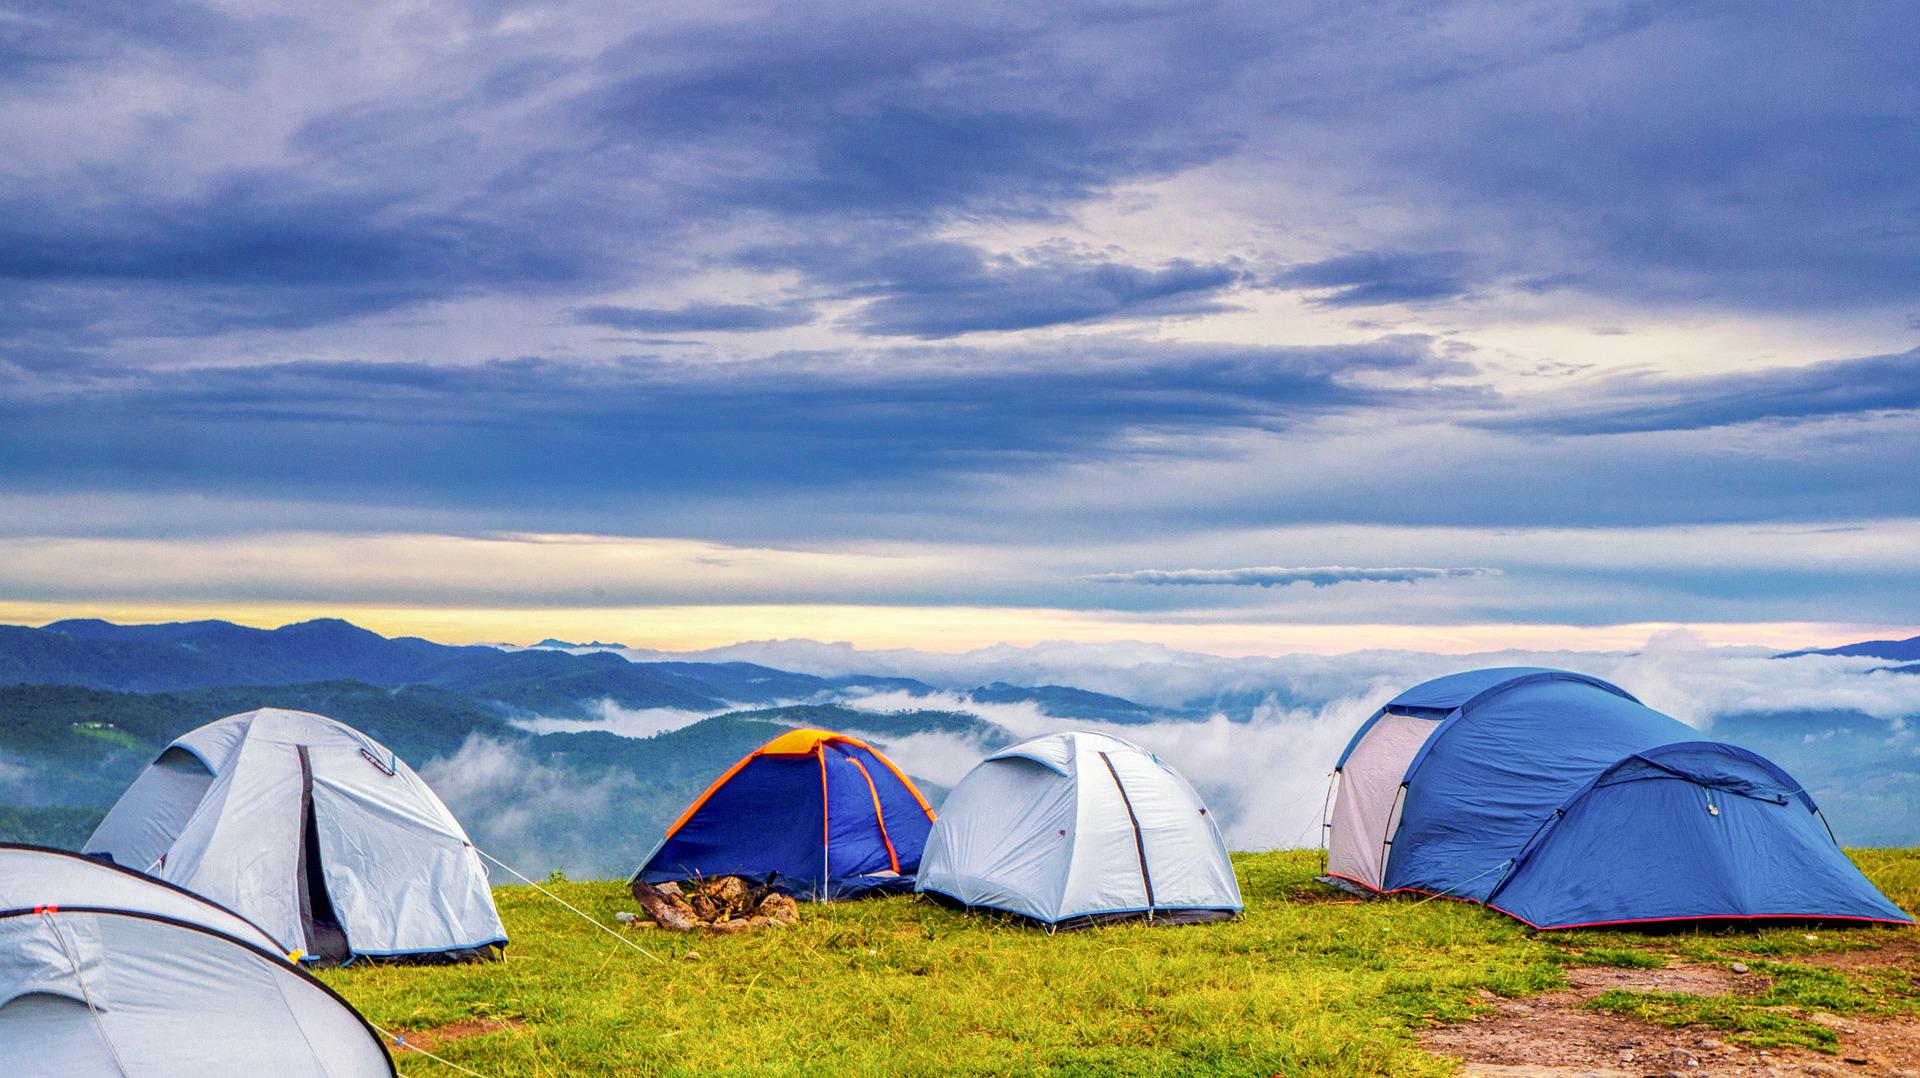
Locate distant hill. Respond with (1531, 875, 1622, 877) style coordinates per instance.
(0, 672, 982, 874)
(966, 681, 1155, 723)
(0, 680, 518, 811)
(0, 616, 1180, 873)
(0, 619, 919, 716)
(713, 703, 1015, 749)
(1778, 634, 1920, 662)
(5, 618, 1153, 720)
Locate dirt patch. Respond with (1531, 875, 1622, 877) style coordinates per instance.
(1562, 965, 1752, 997)
(390, 1017, 525, 1054)
(1423, 963, 1920, 1077)
(1793, 931, 1920, 972)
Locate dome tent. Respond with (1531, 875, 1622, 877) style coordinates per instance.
(1326, 667, 1913, 929)
(85, 708, 506, 964)
(0, 844, 394, 1077)
(916, 732, 1241, 929)
(635, 728, 936, 900)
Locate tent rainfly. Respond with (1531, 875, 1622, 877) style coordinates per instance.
(84, 708, 507, 964)
(1326, 667, 1916, 929)
(0, 844, 395, 1077)
(916, 731, 1242, 928)
(635, 728, 936, 900)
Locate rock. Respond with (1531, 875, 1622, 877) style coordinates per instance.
(1802, 1063, 1844, 1076)
(1730, 962, 1750, 974)
(758, 892, 799, 925)
(683, 950, 701, 961)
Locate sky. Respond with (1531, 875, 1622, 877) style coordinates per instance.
(3, 0, 1918, 653)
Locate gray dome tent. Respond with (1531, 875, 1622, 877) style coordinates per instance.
(917, 732, 1242, 928)
(85, 708, 506, 964)
(0, 845, 394, 1077)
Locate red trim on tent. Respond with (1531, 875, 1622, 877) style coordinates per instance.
(1322, 872, 1914, 930)
(1488, 903, 1916, 931)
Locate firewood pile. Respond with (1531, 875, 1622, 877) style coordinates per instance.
(628, 875, 800, 933)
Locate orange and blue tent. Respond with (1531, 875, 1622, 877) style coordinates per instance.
(632, 729, 937, 900)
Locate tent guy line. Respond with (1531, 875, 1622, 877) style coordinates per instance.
(470, 845, 660, 963)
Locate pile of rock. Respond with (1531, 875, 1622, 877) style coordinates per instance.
(629, 875, 800, 933)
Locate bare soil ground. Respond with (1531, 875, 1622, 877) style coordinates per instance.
(1424, 959, 1920, 1077)
(391, 1016, 527, 1053)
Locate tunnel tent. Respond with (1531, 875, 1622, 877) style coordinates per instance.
(915, 731, 1242, 929)
(635, 728, 937, 900)
(84, 708, 507, 964)
(1325, 667, 1914, 929)
(0, 844, 395, 1077)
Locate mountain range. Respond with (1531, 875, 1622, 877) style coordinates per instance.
(1, 618, 1913, 874)
(0, 618, 1157, 870)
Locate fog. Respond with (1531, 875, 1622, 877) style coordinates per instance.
(422, 633, 1920, 877)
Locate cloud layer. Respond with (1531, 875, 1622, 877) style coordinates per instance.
(1086, 566, 1501, 588)
(3, 2, 1919, 633)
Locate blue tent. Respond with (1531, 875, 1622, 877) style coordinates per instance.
(1325, 668, 1913, 929)
(633, 729, 935, 900)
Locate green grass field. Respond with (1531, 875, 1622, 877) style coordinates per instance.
(323, 850, 1920, 1077)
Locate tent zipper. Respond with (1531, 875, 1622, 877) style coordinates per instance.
(1097, 751, 1156, 913)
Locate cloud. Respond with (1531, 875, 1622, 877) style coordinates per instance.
(417, 735, 636, 878)
(1483, 347, 1920, 435)
(1272, 250, 1483, 308)
(0, 337, 1461, 519)
(741, 241, 1243, 337)
(512, 700, 721, 739)
(651, 634, 1920, 847)
(0, 0, 251, 83)
(1085, 566, 1501, 588)
(571, 302, 816, 333)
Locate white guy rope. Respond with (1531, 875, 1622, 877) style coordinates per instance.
(1403, 858, 1513, 909)
(468, 844, 661, 962)
(370, 1022, 494, 1078)
(44, 911, 132, 1078)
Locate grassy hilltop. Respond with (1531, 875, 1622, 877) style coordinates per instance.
(324, 850, 1920, 1077)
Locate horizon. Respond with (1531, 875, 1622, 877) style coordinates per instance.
(4, 605, 1915, 658)
(3, 5, 1918, 654)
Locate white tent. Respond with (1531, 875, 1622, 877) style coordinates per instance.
(915, 732, 1241, 928)
(0, 845, 394, 1077)
(85, 708, 506, 964)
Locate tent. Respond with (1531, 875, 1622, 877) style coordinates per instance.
(1326, 667, 1914, 929)
(0, 844, 394, 1076)
(84, 708, 507, 963)
(634, 728, 936, 900)
(916, 732, 1241, 928)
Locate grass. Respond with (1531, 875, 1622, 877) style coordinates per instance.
(322, 850, 1918, 1077)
